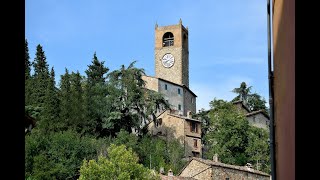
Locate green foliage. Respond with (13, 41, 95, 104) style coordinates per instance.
(79, 144, 160, 180)
(25, 129, 107, 179)
(40, 67, 60, 132)
(232, 82, 269, 114)
(69, 71, 86, 132)
(205, 98, 250, 165)
(232, 82, 252, 103)
(25, 39, 31, 79)
(204, 98, 271, 173)
(31, 44, 50, 107)
(137, 135, 186, 175)
(247, 93, 268, 113)
(59, 68, 72, 130)
(246, 126, 271, 173)
(84, 52, 109, 136)
(104, 61, 169, 136)
(25, 39, 33, 106)
(113, 129, 139, 151)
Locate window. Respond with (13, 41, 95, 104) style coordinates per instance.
(178, 104, 181, 110)
(165, 84, 167, 90)
(178, 88, 181, 95)
(191, 97, 194, 103)
(190, 122, 198, 133)
(163, 32, 174, 47)
(192, 151, 200, 157)
(226, 178, 230, 180)
(156, 118, 162, 127)
(193, 139, 198, 147)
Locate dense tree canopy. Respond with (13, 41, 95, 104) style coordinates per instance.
(25, 42, 175, 178)
(202, 98, 270, 173)
(79, 144, 160, 180)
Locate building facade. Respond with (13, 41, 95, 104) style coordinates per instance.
(233, 100, 270, 130)
(179, 158, 270, 180)
(148, 110, 202, 158)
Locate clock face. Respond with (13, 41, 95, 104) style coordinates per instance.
(162, 53, 175, 68)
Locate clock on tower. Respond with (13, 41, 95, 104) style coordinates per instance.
(154, 19, 189, 87)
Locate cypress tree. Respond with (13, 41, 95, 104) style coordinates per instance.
(69, 71, 85, 132)
(41, 67, 60, 131)
(25, 39, 32, 106)
(59, 68, 72, 129)
(84, 52, 109, 135)
(32, 44, 50, 107)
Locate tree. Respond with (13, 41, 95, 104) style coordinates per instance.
(104, 61, 169, 136)
(84, 52, 109, 136)
(25, 130, 105, 179)
(232, 82, 252, 104)
(137, 135, 186, 175)
(25, 39, 33, 106)
(204, 98, 249, 165)
(69, 71, 85, 133)
(40, 67, 60, 132)
(59, 68, 72, 130)
(232, 82, 269, 113)
(247, 93, 268, 113)
(31, 44, 50, 107)
(246, 126, 270, 173)
(25, 39, 31, 79)
(79, 144, 159, 180)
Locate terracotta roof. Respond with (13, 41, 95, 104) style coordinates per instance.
(190, 157, 270, 177)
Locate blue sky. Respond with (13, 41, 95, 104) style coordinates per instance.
(26, 0, 269, 111)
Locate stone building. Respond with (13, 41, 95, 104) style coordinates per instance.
(148, 109, 202, 157)
(179, 157, 270, 180)
(233, 100, 270, 130)
(143, 20, 201, 157)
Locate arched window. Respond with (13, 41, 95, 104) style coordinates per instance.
(163, 32, 174, 47)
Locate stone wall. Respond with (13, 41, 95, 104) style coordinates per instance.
(142, 75, 159, 92)
(159, 80, 185, 114)
(247, 113, 269, 130)
(183, 88, 196, 115)
(184, 120, 201, 138)
(185, 136, 202, 157)
(211, 165, 270, 180)
(148, 112, 185, 144)
(155, 23, 189, 87)
(180, 159, 270, 180)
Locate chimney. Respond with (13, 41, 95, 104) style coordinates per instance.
(168, 169, 173, 176)
(160, 167, 165, 175)
(187, 111, 192, 118)
(213, 154, 219, 162)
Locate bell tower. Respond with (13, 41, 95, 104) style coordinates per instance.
(154, 19, 189, 87)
